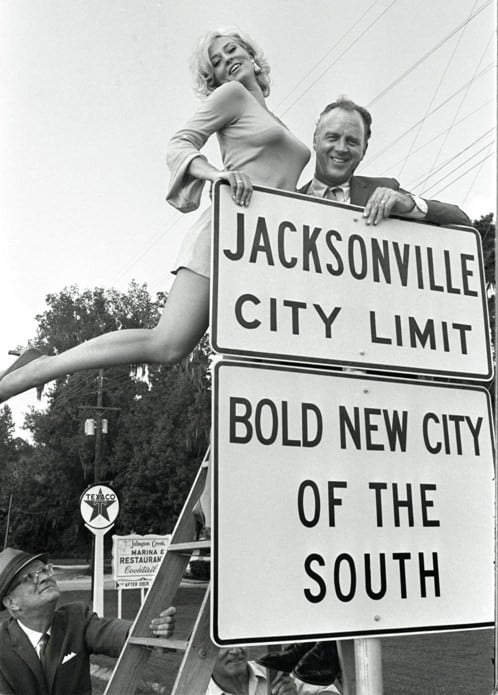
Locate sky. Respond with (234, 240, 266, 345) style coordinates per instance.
(0, 0, 496, 437)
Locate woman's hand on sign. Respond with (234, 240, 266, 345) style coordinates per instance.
(216, 170, 253, 207)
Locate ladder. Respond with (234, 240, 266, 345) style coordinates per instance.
(104, 448, 217, 695)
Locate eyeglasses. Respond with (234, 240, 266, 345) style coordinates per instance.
(9, 564, 54, 591)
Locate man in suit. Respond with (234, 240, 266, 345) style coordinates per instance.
(0, 547, 176, 695)
(299, 97, 471, 227)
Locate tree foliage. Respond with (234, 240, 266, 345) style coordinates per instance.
(472, 213, 495, 337)
(3, 282, 211, 555)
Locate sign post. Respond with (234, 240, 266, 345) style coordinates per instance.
(80, 484, 120, 616)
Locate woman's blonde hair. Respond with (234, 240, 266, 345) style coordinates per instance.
(190, 27, 271, 98)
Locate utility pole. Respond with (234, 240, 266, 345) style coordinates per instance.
(80, 369, 119, 483)
(79, 369, 119, 608)
(3, 494, 13, 549)
(94, 369, 104, 482)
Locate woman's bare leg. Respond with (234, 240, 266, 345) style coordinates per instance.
(0, 269, 209, 401)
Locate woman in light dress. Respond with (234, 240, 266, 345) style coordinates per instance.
(0, 27, 310, 402)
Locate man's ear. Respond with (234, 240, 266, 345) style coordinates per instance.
(3, 595, 19, 612)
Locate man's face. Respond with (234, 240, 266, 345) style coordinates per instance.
(313, 107, 368, 186)
(5, 560, 60, 613)
(213, 647, 249, 680)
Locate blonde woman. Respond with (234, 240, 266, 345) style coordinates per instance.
(0, 28, 310, 402)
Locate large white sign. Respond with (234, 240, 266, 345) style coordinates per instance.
(211, 183, 492, 381)
(212, 361, 494, 644)
(112, 534, 171, 588)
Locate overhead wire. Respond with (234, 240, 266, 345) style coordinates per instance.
(416, 28, 496, 190)
(384, 99, 494, 174)
(462, 142, 496, 206)
(367, 0, 493, 107)
(280, 0, 399, 117)
(110, 215, 183, 286)
(395, 0, 478, 180)
(407, 127, 495, 191)
(427, 151, 494, 198)
(275, 0, 380, 110)
(362, 63, 493, 168)
(419, 140, 495, 196)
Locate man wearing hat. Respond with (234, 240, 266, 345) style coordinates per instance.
(0, 547, 176, 695)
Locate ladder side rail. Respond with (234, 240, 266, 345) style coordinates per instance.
(171, 586, 218, 695)
(132, 454, 209, 635)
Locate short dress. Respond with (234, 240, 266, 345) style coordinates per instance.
(166, 81, 310, 278)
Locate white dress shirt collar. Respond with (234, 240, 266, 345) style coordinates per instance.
(309, 176, 351, 202)
(17, 620, 51, 657)
(206, 662, 267, 695)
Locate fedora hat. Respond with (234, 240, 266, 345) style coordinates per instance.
(0, 547, 48, 604)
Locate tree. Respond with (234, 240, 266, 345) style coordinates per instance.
(472, 213, 495, 337)
(6, 282, 211, 554)
(0, 405, 35, 547)
(110, 336, 211, 534)
(472, 213, 495, 287)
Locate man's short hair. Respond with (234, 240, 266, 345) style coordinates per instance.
(314, 98, 372, 142)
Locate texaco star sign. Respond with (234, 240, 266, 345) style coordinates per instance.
(80, 484, 119, 530)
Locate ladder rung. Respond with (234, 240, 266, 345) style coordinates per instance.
(127, 636, 189, 651)
(169, 540, 211, 552)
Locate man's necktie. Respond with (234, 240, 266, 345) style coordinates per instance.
(326, 186, 343, 201)
(38, 633, 50, 680)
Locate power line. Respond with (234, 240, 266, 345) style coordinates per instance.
(362, 64, 493, 168)
(110, 215, 182, 286)
(462, 143, 495, 206)
(408, 128, 495, 191)
(427, 151, 494, 198)
(385, 99, 494, 173)
(275, 0, 380, 110)
(280, 0, 399, 116)
(367, 0, 493, 107)
(396, 0, 478, 179)
(415, 28, 496, 190)
(419, 140, 495, 196)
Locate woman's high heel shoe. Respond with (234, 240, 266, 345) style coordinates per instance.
(0, 347, 45, 402)
(2, 347, 44, 377)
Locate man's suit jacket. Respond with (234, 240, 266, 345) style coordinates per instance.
(299, 175, 472, 227)
(0, 602, 131, 695)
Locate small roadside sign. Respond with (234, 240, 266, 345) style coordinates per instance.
(211, 183, 492, 381)
(80, 484, 119, 530)
(212, 360, 494, 644)
(112, 534, 171, 587)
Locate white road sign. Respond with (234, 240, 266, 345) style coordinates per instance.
(112, 534, 171, 586)
(211, 183, 492, 381)
(212, 361, 494, 644)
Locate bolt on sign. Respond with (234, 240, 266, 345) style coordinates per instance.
(211, 183, 493, 381)
(212, 361, 494, 644)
